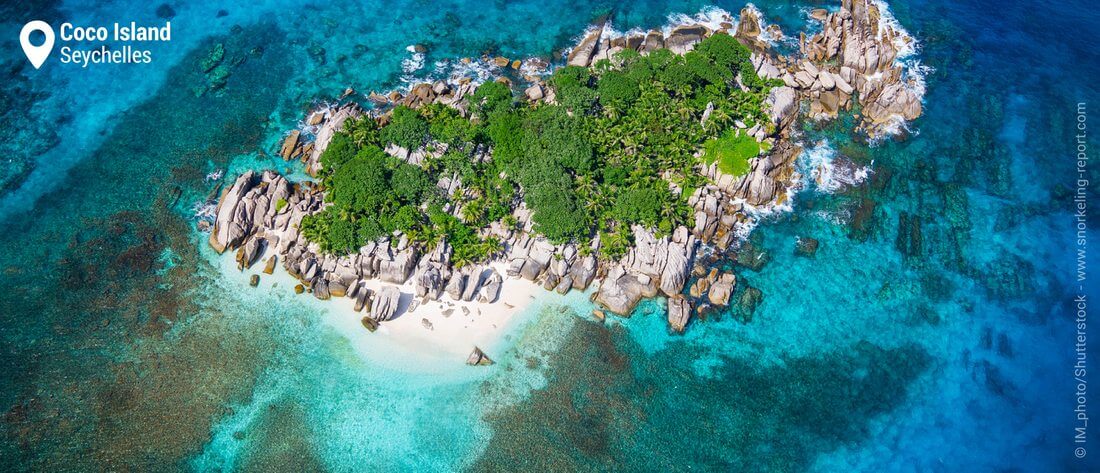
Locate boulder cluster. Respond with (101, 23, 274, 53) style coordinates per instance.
(748, 0, 924, 137)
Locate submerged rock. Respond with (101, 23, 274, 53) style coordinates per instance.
(361, 316, 379, 332)
(795, 237, 820, 258)
(262, 255, 277, 274)
(733, 286, 763, 323)
(592, 309, 606, 322)
(895, 212, 922, 258)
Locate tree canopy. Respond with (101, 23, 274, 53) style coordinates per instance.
(301, 33, 774, 261)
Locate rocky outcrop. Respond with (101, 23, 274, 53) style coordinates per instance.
(236, 235, 263, 270)
(416, 265, 444, 300)
(795, 236, 820, 257)
(795, 0, 924, 136)
(444, 270, 465, 300)
(731, 140, 802, 206)
(280, 130, 302, 160)
(304, 103, 365, 176)
(209, 170, 292, 254)
(764, 86, 798, 130)
(594, 265, 650, 316)
(591, 225, 697, 316)
(665, 24, 708, 54)
(461, 269, 483, 302)
(567, 24, 606, 67)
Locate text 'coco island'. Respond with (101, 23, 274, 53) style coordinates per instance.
(59, 21, 171, 42)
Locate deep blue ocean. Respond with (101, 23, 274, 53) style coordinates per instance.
(1, 0, 1098, 471)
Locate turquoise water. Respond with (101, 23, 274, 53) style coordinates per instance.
(1, 0, 1098, 471)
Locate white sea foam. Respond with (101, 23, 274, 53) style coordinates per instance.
(813, 208, 850, 226)
(397, 45, 428, 90)
(725, 167, 803, 247)
(192, 200, 217, 223)
(298, 101, 337, 135)
(827, 1, 929, 142)
(444, 58, 500, 85)
(742, 3, 794, 49)
(873, 0, 918, 59)
(873, 0, 933, 100)
(663, 6, 733, 36)
(799, 140, 873, 194)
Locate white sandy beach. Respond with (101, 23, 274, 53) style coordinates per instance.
(213, 245, 548, 372)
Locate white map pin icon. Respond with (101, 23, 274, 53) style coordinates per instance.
(20, 21, 54, 69)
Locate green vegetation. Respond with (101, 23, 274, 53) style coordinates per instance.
(702, 130, 761, 176)
(301, 33, 774, 261)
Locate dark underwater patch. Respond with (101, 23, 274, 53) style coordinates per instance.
(473, 321, 931, 472)
(0, 22, 295, 471)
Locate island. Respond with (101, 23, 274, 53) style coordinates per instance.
(202, 0, 924, 361)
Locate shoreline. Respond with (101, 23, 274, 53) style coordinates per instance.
(213, 241, 547, 369)
(199, 0, 926, 361)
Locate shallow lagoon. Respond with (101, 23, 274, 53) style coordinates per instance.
(0, 0, 1097, 471)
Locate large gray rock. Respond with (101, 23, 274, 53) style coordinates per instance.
(554, 276, 573, 295)
(445, 272, 467, 301)
(236, 235, 263, 270)
(542, 272, 560, 292)
(480, 269, 503, 303)
(665, 24, 707, 54)
(313, 278, 331, 301)
(667, 296, 692, 333)
(734, 6, 761, 39)
(765, 86, 798, 129)
(594, 266, 646, 316)
(708, 273, 736, 306)
(371, 286, 401, 321)
(461, 269, 483, 302)
(354, 287, 372, 312)
(660, 227, 695, 297)
(416, 265, 444, 300)
(640, 29, 665, 53)
(305, 104, 364, 175)
(519, 258, 544, 281)
(209, 171, 259, 253)
(524, 83, 544, 101)
(506, 259, 525, 278)
(570, 256, 597, 290)
(567, 25, 605, 67)
(378, 247, 417, 283)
